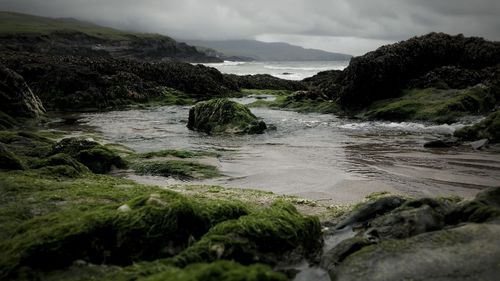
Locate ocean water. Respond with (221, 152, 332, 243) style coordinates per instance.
(201, 60, 350, 80)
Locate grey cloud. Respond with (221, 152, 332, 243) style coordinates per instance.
(1, 0, 499, 55)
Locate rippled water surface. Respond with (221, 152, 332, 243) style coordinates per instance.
(63, 97, 500, 203)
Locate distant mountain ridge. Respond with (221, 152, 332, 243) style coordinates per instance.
(186, 39, 352, 61)
(0, 11, 221, 62)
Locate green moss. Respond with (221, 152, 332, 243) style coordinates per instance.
(454, 110, 500, 142)
(171, 201, 322, 267)
(0, 130, 54, 158)
(128, 87, 196, 109)
(51, 137, 126, 173)
(0, 178, 248, 278)
(141, 260, 287, 281)
(132, 149, 218, 159)
(361, 86, 497, 123)
(187, 99, 267, 134)
(130, 160, 221, 179)
(0, 111, 17, 130)
(247, 95, 341, 114)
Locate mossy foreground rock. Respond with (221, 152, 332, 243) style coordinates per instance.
(187, 99, 266, 134)
(0, 143, 25, 170)
(322, 187, 500, 281)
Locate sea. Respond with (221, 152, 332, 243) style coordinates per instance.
(201, 60, 350, 80)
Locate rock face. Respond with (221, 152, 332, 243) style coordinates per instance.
(0, 65, 45, 118)
(187, 99, 267, 134)
(322, 187, 500, 281)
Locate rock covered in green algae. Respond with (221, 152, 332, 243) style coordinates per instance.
(51, 137, 126, 173)
(454, 110, 500, 143)
(0, 65, 45, 119)
(0, 142, 25, 170)
(187, 98, 267, 134)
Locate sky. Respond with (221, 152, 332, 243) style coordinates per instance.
(1, 0, 500, 55)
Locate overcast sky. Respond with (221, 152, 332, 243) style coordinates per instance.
(1, 0, 499, 55)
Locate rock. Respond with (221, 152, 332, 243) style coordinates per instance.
(0, 65, 45, 118)
(225, 73, 306, 91)
(408, 66, 483, 89)
(51, 137, 126, 173)
(424, 139, 459, 148)
(0, 143, 25, 170)
(187, 98, 267, 134)
(454, 111, 500, 143)
(117, 204, 131, 212)
(330, 223, 500, 281)
(470, 138, 489, 150)
(366, 205, 445, 240)
(446, 186, 500, 224)
(334, 196, 406, 230)
(320, 237, 374, 272)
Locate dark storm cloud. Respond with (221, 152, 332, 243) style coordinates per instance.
(1, 0, 499, 55)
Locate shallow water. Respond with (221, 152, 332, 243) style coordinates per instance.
(59, 97, 500, 204)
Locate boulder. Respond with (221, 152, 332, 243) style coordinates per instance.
(470, 138, 489, 150)
(187, 99, 267, 134)
(0, 66, 45, 119)
(320, 237, 374, 272)
(330, 223, 500, 281)
(334, 196, 406, 230)
(446, 186, 500, 224)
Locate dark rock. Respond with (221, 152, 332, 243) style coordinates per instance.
(454, 110, 500, 143)
(225, 73, 306, 91)
(408, 66, 483, 89)
(187, 99, 267, 134)
(334, 196, 406, 230)
(424, 139, 460, 148)
(287, 90, 328, 102)
(330, 223, 500, 281)
(320, 237, 374, 272)
(366, 205, 445, 240)
(0, 65, 45, 118)
(51, 137, 126, 173)
(0, 143, 25, 170)
(470, 138, 489, 149)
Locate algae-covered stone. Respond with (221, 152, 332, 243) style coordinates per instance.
(0, 143, 25, 170)
(446, 186, 500, 224)
(187, 99, 267, 134)
(51, 137, 126, 173)
(32, 153, 90, 177)
(330, 223, 500, 281)
(171, 201, 322, 267)
(454, 110, 500, 143)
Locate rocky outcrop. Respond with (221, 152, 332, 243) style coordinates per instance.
(322, 187, 500, 280)
(225, 74, 306, 91)
(0, 65, 45, 118)
(0, 52, 238, 111)
(187, 99, 267, 134)
(0, 143, 25, 170)
(308, 33, 500, 109)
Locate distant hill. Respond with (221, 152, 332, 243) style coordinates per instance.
(186, 39, 352, 61)
(0, 11, 221, 62)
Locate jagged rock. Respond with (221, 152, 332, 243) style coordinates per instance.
(0, 65, 45, 118)
(187, 99, 267, 134)
(320, 237, 374, 272)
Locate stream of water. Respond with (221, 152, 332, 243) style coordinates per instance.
(54, 96, 500, 204)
